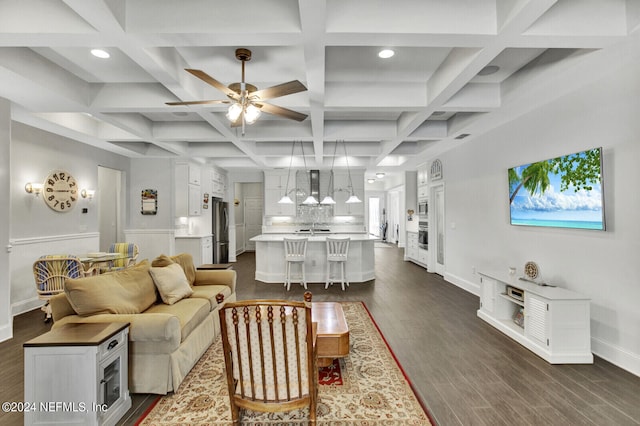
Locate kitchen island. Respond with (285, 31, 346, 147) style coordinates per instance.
(250, 234, 376, 284)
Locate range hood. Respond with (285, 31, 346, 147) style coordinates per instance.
(295, 169, 321, 205)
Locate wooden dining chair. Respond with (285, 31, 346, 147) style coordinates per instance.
(219, 292, 317, 424)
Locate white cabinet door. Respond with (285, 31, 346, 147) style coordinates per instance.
(525, 294, 549, 347)
(201, 236, 213, 264)
(479, 276, 496, 315)
(188, 164, 201, 185)
(188, 184, 201, 216)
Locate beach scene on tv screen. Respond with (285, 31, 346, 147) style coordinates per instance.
(508, 148, 604, 230)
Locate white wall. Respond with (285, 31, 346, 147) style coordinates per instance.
(437, 61, 640, 376)
(8, 122, 130, 319)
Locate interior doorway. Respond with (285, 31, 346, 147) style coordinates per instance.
(98, 166, 123, 252)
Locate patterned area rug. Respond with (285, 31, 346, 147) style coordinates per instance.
(136, 302, 432, 425)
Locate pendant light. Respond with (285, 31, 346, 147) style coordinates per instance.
(277, 142, 295, 204)
(320, 141, 338, 205)
(343, 140, 362, 203)
(300, 141, 318, 205)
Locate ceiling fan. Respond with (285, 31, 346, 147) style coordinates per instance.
(166, 48, 308, 134)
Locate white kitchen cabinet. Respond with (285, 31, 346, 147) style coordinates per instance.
(405, 231, 418, 261)
(264, 170, 296, 216)
(188, 164, 201, 185)
(24, 323, 131, 426)
(210, 169, 227, 199)
(176, 162, 201, 217)
(478, 270, 592, 364)
(175, 235, 213, 265)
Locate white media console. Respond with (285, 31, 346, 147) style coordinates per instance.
(477, 269, 593, 364)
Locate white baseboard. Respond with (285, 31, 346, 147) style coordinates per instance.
(12, 297, 43, 317)
(0, 323, 12, 342)
(444, 272, 480, 296)
(591, 336, 640, 377)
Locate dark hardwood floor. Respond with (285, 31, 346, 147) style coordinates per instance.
(2, 245, 640, 425)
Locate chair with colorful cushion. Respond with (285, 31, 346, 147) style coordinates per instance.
(32, 255, 88, 322)
(219, 292, 317, 424)
(101, 242, 139, 272)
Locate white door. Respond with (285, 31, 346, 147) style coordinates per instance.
(432, 184, 445, 275)
(244, 197, 263, 251)
(98, 166, 123, 251)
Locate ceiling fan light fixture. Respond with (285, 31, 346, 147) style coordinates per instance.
(244, 104, 261, 124)
(378, 49, 395, 59)
(226, 103, 242, 122)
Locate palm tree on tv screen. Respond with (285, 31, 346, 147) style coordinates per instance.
(509, 148, 601, 204)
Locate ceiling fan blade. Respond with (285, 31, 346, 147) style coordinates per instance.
(165, 99, 230, 106)
(185, 69, 239, 99)
(256, 102, 308, 121)
(251, 80, 307, 101)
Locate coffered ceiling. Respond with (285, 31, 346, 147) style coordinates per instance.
(1, 0, 639, 179)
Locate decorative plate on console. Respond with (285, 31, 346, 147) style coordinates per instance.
(524, 261, 539, 280)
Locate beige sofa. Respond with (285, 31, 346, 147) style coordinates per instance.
(49, 253, 236, 394)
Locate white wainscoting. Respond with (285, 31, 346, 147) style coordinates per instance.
(124, 229, 175, 261)
(10, 232, 100, 316)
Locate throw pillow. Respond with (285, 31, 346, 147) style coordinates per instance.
(170, 253, 196, 285)
(64, 260, 156, 316)
(149, 263, 193, 305)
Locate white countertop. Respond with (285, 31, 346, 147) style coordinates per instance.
(251, 234, 377, 242)
(175, 234, 213, 239)
(478, 269, 590, 300)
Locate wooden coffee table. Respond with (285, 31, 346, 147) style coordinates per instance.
(312, 302, 350, 367)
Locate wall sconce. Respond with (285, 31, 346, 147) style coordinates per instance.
(81, 189, 96, 199)
(25, 182, 43, 196)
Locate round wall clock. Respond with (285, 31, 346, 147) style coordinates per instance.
(43, 169, 78, 212)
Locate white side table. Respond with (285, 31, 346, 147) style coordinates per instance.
(24, 322, 131, 426)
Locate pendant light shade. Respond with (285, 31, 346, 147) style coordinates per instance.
(303, 195, 319, 205)
(244, 103, 261, 124)
(278, 195, 294, 204)
(320, 195, 336, 205)
(226, 103, 242, 122)
(346, 194, 362, 204)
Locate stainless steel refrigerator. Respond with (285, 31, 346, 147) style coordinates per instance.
(212, 199, 229, 263)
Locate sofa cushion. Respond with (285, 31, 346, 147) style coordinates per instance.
(190, 285, 232, 310)
(144, 298, 210, 343)
(64, 260, 156, 316)
(149, 263, 193, 305)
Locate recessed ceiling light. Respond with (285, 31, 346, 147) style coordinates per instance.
(378, 49, 395, 59)
(376, 172, 385, 178)
(478, 65, 499, 76)
(91, 49, 110, 59)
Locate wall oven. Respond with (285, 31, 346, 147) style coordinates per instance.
(418, 200, 428, 217)
(418, 221, 428, 250)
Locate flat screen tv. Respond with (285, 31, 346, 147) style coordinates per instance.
(508, 147, 605, 230)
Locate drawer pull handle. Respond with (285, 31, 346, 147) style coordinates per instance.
(107, 340, 118, 350)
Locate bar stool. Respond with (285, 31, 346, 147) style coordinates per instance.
(325, 237, 350, 291)
(283, 237, 308, 291)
